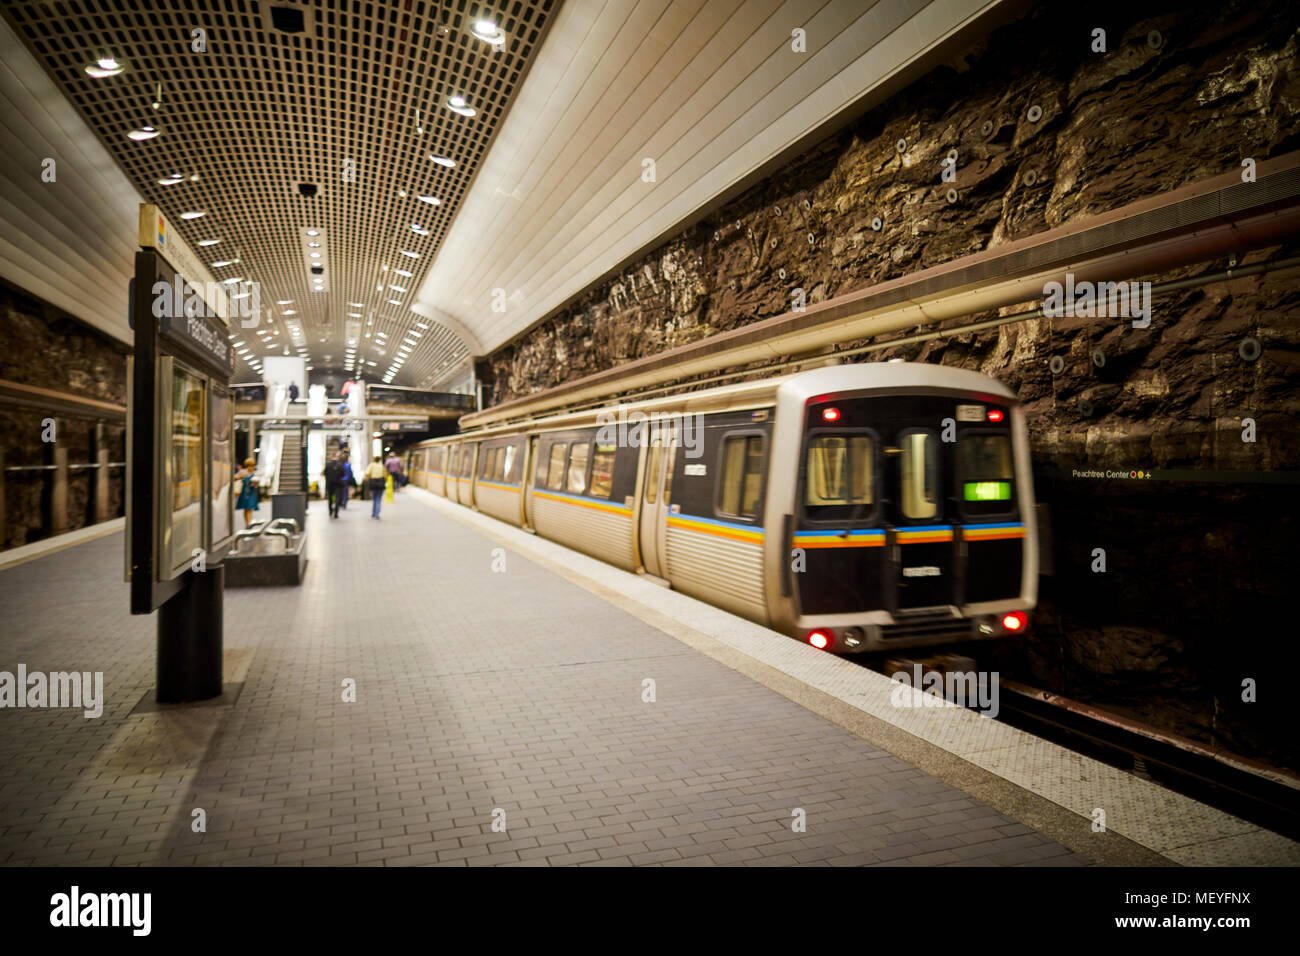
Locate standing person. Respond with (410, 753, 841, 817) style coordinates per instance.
(364, 455, 387, 519)
(323, 452, 345, 519)
(288, 381, 299, 403)
(339, 451, 354, 511)
(385, 450, 404, 490)
(234, 458, 260, 527)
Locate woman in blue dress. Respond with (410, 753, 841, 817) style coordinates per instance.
(235, 457, 260, 527)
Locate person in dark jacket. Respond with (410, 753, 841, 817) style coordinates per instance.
(340, 451, 354, 510)
(323, 452, 345, 518)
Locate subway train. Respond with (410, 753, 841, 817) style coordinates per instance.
(407, 362, 1037, 654)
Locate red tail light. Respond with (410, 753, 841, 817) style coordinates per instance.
(808, 629, 833, 650)
(1001, 611, 1027, 632)
(987, 409, 1004, 422)
(822, 407, 840, 422)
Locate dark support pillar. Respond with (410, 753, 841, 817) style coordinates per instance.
(51, 421, 68, 535)
(156, 566, 224, 703)
(93, 422, 110, 523)
(0, 447, 6, 548)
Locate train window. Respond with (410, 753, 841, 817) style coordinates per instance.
(567, 443, 590, 494)
(431, 447, 443, 472)
(590, 445, 616, 498)
(718, 434, 764, 519)
(503, 445, 517, 484)
(547, 443, 568, 491)
(899, 431, 938, 520)
(462, 446, 475, 477)
(448, 446, 460, 476)
(958, 433, 1014, 515)
(480, 447, 494, 479)
(805, 435, 874, 508)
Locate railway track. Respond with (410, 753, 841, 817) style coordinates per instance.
(867, 654, 1300, 842)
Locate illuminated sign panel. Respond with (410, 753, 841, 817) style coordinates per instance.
(964, 481, 1011, 502)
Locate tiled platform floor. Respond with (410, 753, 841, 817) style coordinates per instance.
(0, 490, 1087, 866)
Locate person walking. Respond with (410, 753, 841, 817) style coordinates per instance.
(364, 455, 387, 519)
(339, 451, 354, 510)
(288, 381, 299, 402)
(323, 452, 345, 519)
(385, 450, 404, 490)
(234, 457, 260, 527)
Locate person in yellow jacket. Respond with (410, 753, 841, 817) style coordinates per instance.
(364, 455, 388, 519)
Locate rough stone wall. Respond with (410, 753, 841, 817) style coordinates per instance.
(0, 280, 128, 548)
(490, 0, 1298, 407)
(484, 0, 1300, 765)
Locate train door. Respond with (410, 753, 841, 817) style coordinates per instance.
(523, 435, 538, 528)
(637, 421, 676, 578)
(883, 427, 955, 612)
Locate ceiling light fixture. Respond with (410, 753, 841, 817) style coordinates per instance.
(410, 224, 430, 236)
(446, 95, 476, 118)
(393, 269, 413, 277)
(305, 229, 320, 236)
(180, 210, 205, 219)
(127, 126, 159, 141)
(418, 195, 441, 205)
(471, 20, 506, 45)
(198, 238, 221, 247)
(157, 174, 184, 186)
(428, 155, 456, 168)
(400, 250, 420, 259)
(276, 300, 292, 305)
(85, 57, 124, 78)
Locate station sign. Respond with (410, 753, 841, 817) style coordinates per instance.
(379, 419, 429, 432)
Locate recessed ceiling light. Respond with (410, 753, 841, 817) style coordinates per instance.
(349, 302, 364, 308)
(428, 155, 456, 168)
(400, 250, 420, 259)
(221, 277, 242, 284)
(85, 57, 124, 78)
(284, 309, 297, 315)
(411, 224, 430, 236)
(471, 20, 506, 45)
(157, 174, 184, 186)
(276, 300, 292, 305)
(309, 252, 321, 258)
(180, 210, 204, 219)
(127, 125, 160, 141)
(418, 195, 441, 205)
(198, 238, 221, 246)
(387, 299, 403, 306)
(211, 259, 234, 268)
(393, 269, 413, 277)
(307, 242, 321, 248)
(415, 322, 429, 329)
(389, 285, 407, 293)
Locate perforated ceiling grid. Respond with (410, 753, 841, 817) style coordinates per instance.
(4, 0, 557, 385)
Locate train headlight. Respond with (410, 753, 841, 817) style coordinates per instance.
(843, 627, 863, 649)
(1001, 611, 1027, 633)
(807, 629, 833, 650)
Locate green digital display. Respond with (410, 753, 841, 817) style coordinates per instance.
(964, 481, 1011, 501)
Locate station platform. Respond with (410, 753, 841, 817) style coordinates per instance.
(0, 489, 1294, 867)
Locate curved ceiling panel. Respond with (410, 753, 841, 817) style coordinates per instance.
(2, 0, 558, 384)
(414, 0, 1008, 387)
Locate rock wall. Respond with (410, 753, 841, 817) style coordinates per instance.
(483, 0, 1300, 766)
(0, 280, 128, 549)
